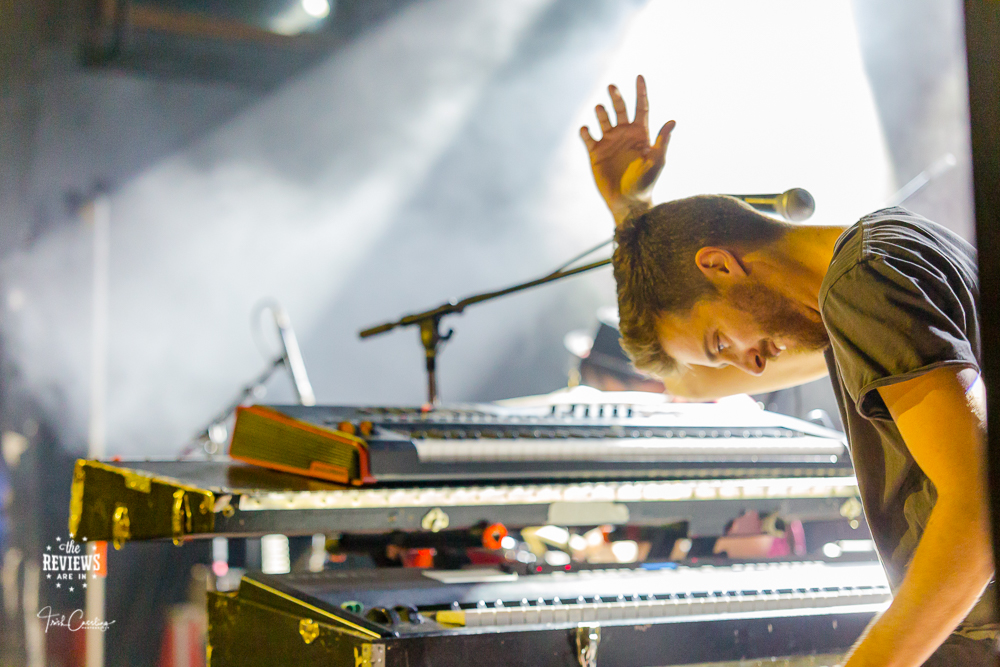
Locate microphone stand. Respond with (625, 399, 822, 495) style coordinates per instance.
(359, 257, 611, 405)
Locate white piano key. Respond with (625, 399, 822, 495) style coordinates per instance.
(537, 603, 553, 624)
(578, 602, 600, 623)
(646, 598, 670, 618)
(478, 605, 496, 625)
(816, 589, 840, 607)
(551, 599, 568, 624)
(748, 593, 768, 612)
(692, 596, 712, 614)
(790, 590, 811, 608)
(675, 596, 695, 616)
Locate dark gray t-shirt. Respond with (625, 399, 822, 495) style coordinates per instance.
(818, 207, 995, 639)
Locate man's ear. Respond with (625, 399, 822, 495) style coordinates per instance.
(694, 247, 747, 283)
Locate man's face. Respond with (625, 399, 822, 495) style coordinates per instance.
(655, 282, 829, 375)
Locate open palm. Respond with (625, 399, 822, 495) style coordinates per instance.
(580, 75, 675, 225)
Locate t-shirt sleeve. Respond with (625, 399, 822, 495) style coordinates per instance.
(821, 256, 979, 420)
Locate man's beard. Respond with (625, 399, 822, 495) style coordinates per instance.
(728, 282, 830, 354)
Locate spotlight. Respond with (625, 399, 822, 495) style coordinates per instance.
(302, 0, 330, 19)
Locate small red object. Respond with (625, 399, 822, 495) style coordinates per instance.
(92, 541, 108, 577)
(466, 549, 503, 565)
(401, 548, 435, 568)
(481, 523, 507, 550)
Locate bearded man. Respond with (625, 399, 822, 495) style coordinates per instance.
(580, 76, 996, 666)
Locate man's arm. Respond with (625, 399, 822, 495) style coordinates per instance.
(580, 75, 675, 226)
(662, 350, 829, 400)
(842, 366, 993, 667)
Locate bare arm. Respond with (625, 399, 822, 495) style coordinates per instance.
(580, 75, 675, 226)
(662, 350, 829, 400)
(842, 367, 992, 667)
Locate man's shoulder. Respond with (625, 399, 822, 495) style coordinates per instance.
(820, 207, 977, 307)
(854, 207, 975, 259)
(818, 208, 982, 421)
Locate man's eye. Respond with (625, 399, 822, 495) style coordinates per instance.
(716, 334, 728, 354)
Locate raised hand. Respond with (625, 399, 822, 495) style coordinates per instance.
(580, 75, 675, 226)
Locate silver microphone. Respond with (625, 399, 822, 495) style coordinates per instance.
(271, 305, 316, 406)
(726, 188, 815, 222)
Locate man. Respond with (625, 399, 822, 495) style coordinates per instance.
(579, 76, 996, 666)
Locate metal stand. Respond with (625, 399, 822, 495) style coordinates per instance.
(420, 316, 452, 406)
(359, 258, 611, 404)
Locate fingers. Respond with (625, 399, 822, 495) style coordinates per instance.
(654, 119, 676, 144)
(635, 120, 675, 192)
(587, 79, 661, 146)
(635, 75, 648, 129)
(608, 84, 629, 125)
(595, 104, 612, 132)
(649, 120, 676, 161)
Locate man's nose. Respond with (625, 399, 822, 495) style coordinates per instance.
(735, 348, 766, 375)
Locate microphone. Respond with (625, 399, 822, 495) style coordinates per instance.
(271, 305, 316, 406)
(726, 188, 815, 222)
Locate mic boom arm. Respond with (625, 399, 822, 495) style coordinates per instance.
(359, 258, 611, 405)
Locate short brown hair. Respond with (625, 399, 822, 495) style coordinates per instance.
(613, 195, 787, 378)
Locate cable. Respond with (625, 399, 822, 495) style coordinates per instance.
(549, 236, 614, 275)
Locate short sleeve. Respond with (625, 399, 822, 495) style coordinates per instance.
(821, 256, 979, 420)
